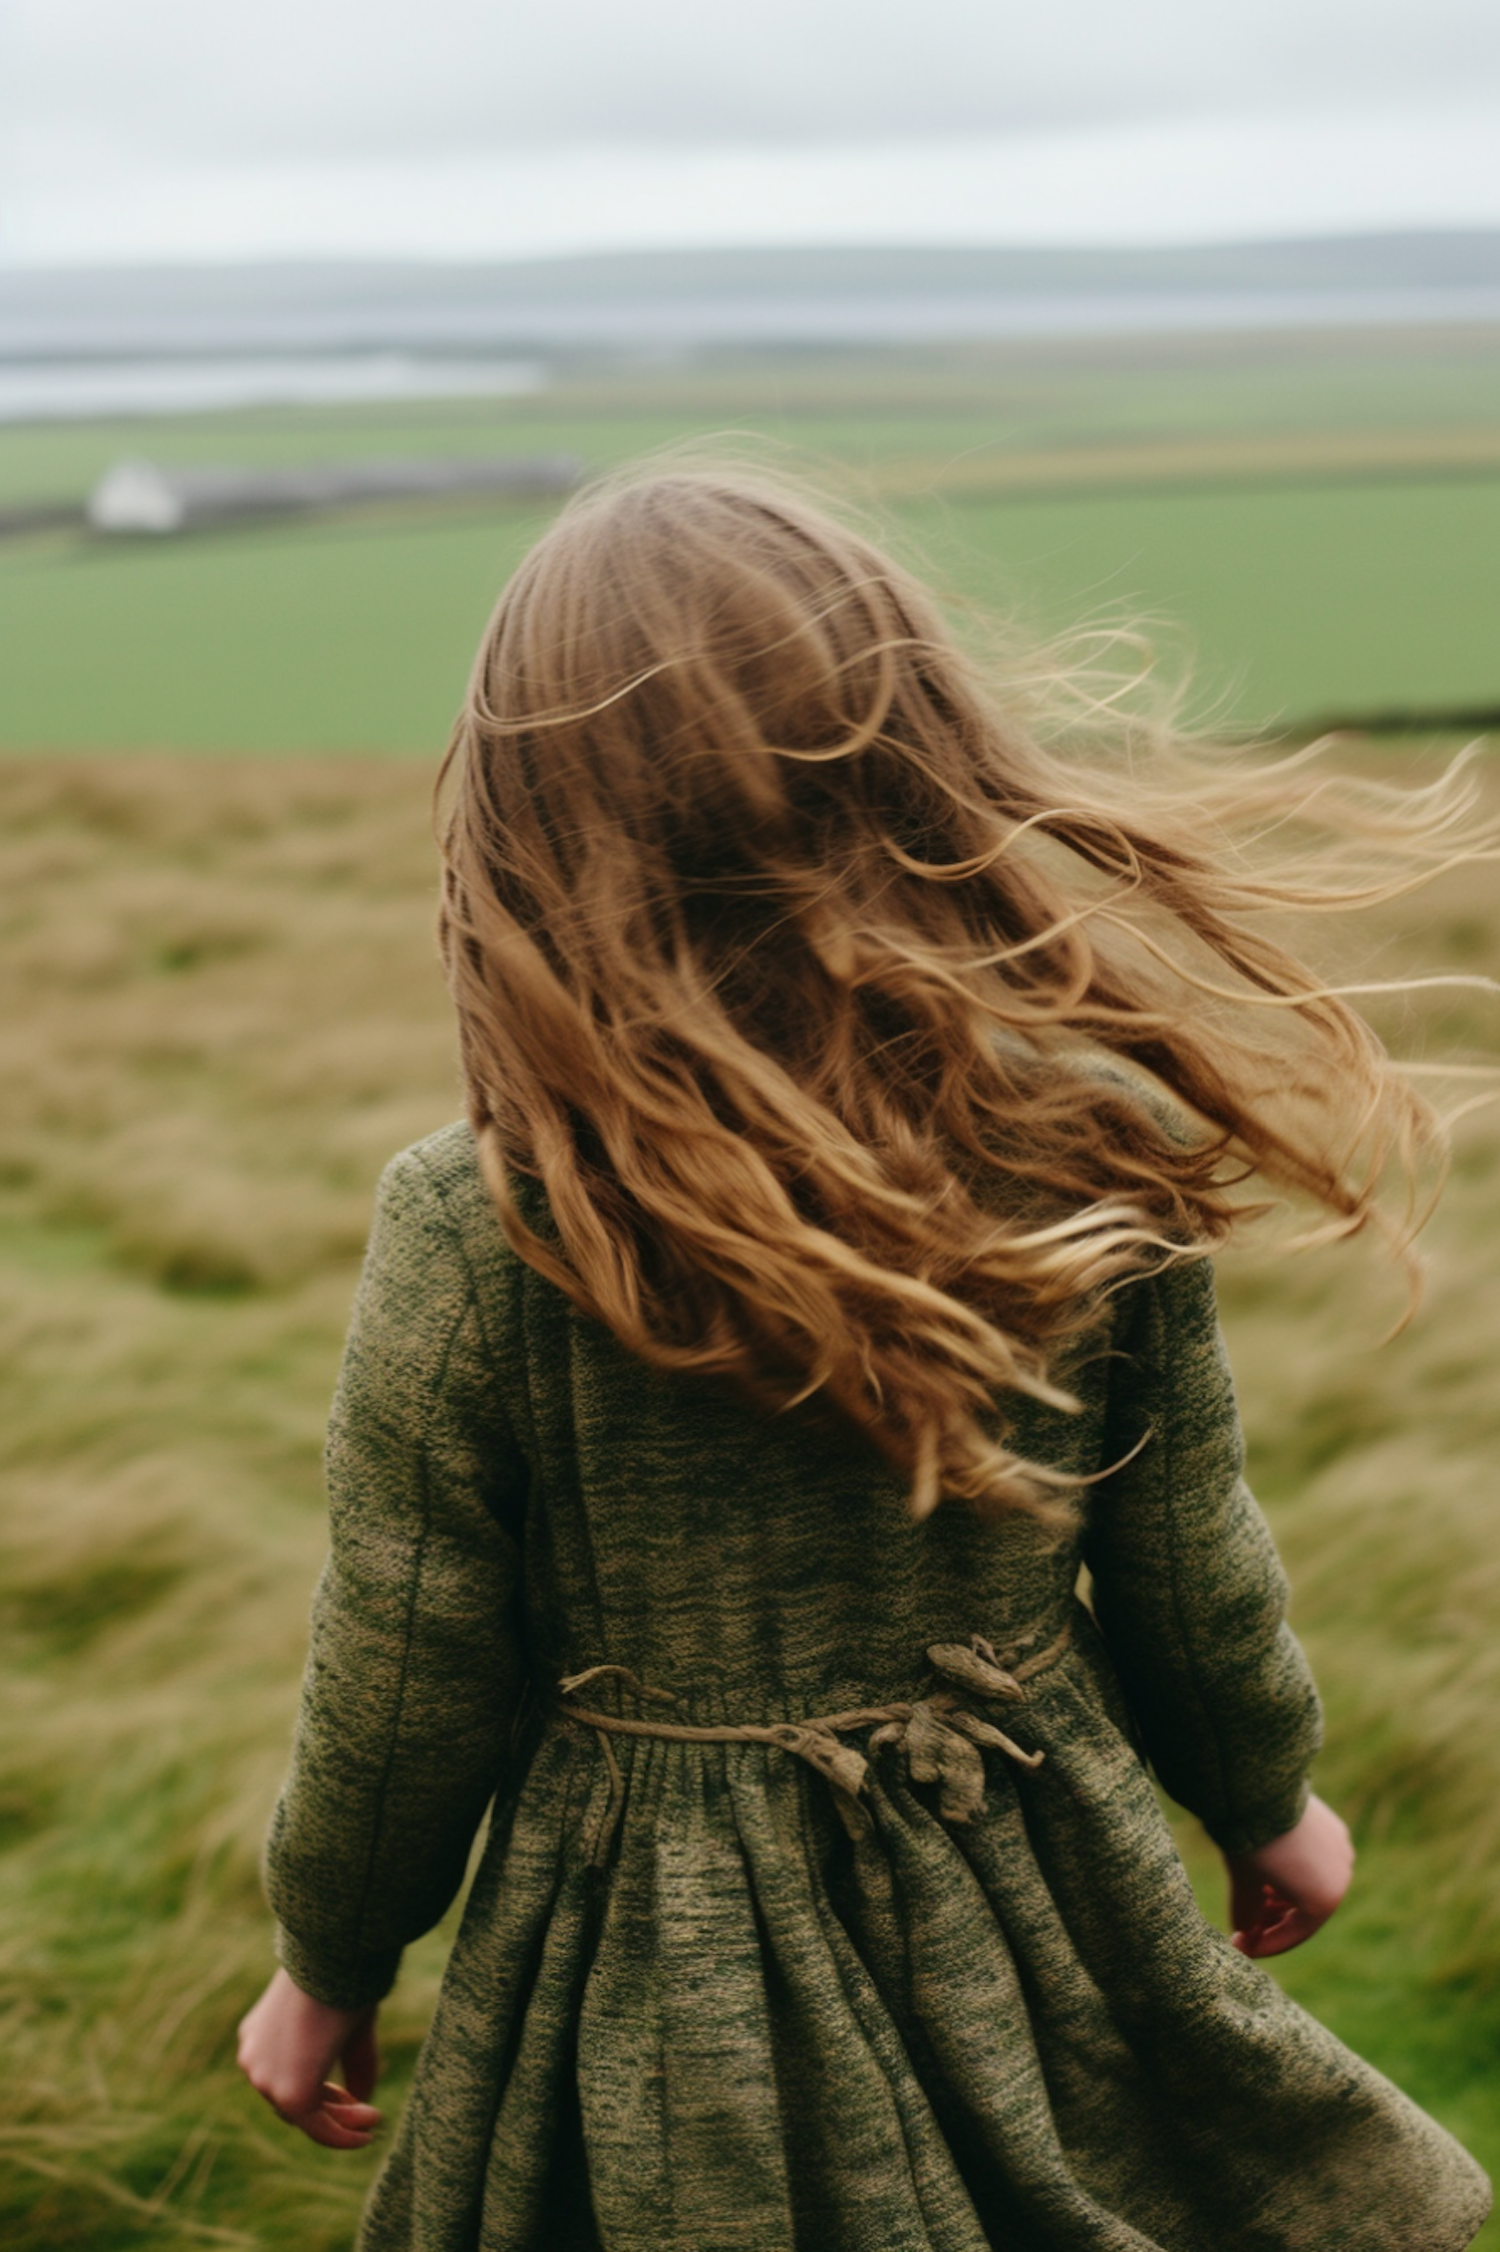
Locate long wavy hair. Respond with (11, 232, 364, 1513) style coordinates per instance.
(437, 461, 1491, 1521)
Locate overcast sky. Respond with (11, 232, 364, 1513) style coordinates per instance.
(4, 0, 1499, 264)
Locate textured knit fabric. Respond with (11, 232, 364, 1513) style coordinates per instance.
(265, 1122, 1490, 2252)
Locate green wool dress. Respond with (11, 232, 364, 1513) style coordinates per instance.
(265, 1123, 1490, 2252)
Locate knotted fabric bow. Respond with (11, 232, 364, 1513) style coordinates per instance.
(559, 1626, 1070, 1861)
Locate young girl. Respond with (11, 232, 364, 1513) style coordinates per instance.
(238, 465, 1491, 2250)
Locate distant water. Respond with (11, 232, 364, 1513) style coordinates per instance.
(0, 354, 545, 423)
(4, 237, 1499, 423)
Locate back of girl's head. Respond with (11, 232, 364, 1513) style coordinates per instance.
(454, 467, 992, 923)
(439, 460, 1485, 1524)
(443, 465, 1132, 1137)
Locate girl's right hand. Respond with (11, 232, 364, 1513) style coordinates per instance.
(1223, 1791, 1355, 1958)
(237, 1967, 383, 2149)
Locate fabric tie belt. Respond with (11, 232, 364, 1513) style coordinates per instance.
(558, 1625, 1071, 1864)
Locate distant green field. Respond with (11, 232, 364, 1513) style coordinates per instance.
(913, 480, 1500, 729)
(3, 476, 1498, 754)
(2, 332, 1498, 754)
(0, 506, 553, 757)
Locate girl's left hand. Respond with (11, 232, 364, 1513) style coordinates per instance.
(1222, 1790, 1355, 1959)
(237, 1967, 383, 2149)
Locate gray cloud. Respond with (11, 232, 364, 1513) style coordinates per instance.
(10, 0, 1500, 163)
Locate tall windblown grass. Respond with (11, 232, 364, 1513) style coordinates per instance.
(0, 753, 1496, 2246)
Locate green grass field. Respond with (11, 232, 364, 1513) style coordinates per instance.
(1, 756, 1497, 2246)
(2, 336, 1498, 2243)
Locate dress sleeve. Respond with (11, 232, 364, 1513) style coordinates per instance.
(1082, 1254, 1322, 1855)
(264, 1146, 528, 2009)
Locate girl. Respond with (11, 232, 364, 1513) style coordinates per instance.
(238, 465, 1491, 2250)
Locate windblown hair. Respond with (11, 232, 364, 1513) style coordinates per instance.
(437, 461, 1491, 1522)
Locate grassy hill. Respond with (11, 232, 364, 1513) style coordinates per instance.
(0, 748, 1496, 2247)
